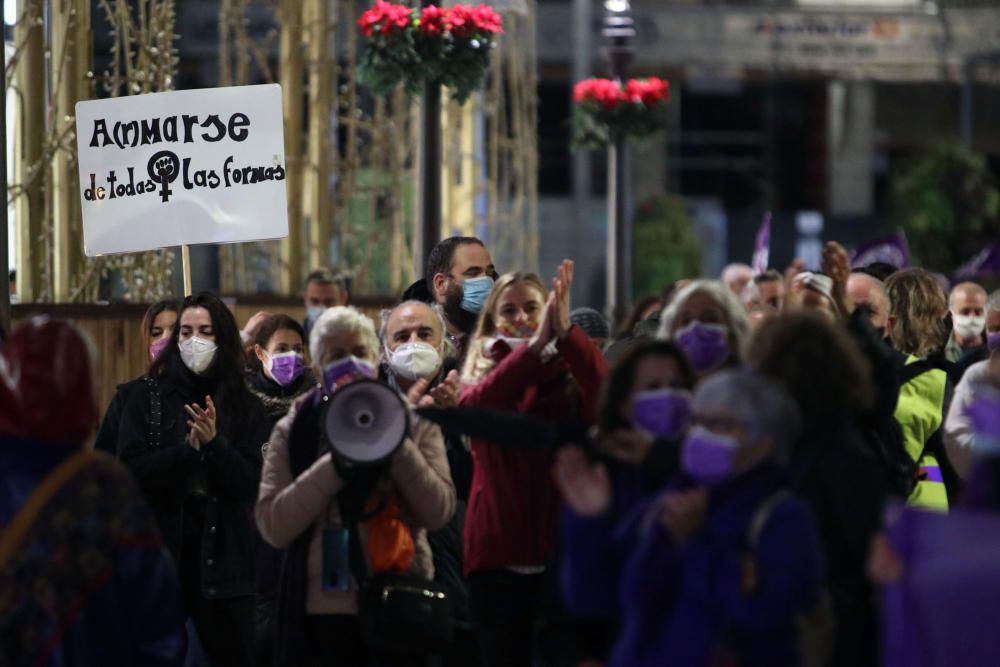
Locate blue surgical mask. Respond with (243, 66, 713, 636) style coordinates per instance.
(306, 306, 325, 325)
(461, 276, 495, 314)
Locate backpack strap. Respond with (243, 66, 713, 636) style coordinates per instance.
(747, 490, 792, 551)
(897, 359, 936, 387)
(0, 451, 93, 567)
(144, 377, 162, 448)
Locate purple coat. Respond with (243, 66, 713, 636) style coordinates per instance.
(562, 464, 825, 667)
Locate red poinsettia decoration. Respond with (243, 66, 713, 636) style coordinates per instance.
(358, 2, 504, 103)
(572, 77, 671, 147)
(358, 0, 414, 38)
(419, 5, 449, 37)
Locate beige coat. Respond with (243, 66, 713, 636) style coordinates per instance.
(255, 396, 456, 615)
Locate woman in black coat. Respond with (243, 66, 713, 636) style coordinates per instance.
(111, 292, 271, 667)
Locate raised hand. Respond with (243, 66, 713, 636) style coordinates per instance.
(429, 370, 460, 408)
(406, 378, 436, 408)
(529, 290, 557, 356)
(553, 447, 611, 517)
(185, 395, 218, 450)
(552, 260, 574, 340)
(821, 241, 854, 319)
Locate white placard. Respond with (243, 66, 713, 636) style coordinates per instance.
(75, 84, 289, 256)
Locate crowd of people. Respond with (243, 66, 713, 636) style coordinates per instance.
(2, 235, 1000, 667)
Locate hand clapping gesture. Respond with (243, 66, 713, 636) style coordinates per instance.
(185, 395, 218, 451)
(553, 447, 611, 517)
(530, 260, 574, 355)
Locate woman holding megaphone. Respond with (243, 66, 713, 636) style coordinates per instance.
(459, 260, 608, 667)
(256, 306, 456, 667)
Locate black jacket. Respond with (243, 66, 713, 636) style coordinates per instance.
(113, 361, 271, 601)
(94, 377, 146, 455)
(791, 422, 887, 667)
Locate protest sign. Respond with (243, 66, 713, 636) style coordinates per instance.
(75, 84, 288, 258)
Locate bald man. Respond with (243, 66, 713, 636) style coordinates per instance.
(947, 282, 988, 363)
(721, 263, 753, 297)
(847, 271, 892, 338)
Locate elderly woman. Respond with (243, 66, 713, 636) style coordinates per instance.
(557, 368, 825, 667)
(657, 279, 750, 378)
(256, 306, 456, 667)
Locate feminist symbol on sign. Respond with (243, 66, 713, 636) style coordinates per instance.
(147, 150, 181, 203)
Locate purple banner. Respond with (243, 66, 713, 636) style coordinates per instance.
(954, 243, 1000, 280)
(883, 506, 1000, 667)
(849, 230, 911, 269)
(751, 213, 771, 275)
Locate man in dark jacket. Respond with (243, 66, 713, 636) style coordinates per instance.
(378, 300, 478, 667)
(401, 237, 497, 363)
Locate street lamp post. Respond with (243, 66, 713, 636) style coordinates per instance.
(416, 0, 444, 280)
(603, 0, 634, 326)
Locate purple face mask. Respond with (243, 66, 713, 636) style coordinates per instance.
(674, 321, 730, 373)
(149, 337, 170, 362)
(268, 351, 307, 386)
(988, 330, 1000, 352)
(322, 356, 377, 392)
(681, 426, 739, 486)
(632, 389, 692, 439)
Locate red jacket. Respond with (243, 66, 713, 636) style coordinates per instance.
(460, 325, 607, 574)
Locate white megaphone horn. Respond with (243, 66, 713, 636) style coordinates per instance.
(321, 379, 410, 466)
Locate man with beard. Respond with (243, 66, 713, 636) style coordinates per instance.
(403, 237, 497, 363)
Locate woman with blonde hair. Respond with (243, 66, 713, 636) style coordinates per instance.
(885, 268, 957, 511)
(459, 261, 608, 667)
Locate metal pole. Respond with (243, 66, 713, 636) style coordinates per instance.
(571, 0, 592, 295)
(603, 0, 634, 326)
(961, 57, 973, 150)
(0, 47, 9, 335)
(416, 0, 443, 281)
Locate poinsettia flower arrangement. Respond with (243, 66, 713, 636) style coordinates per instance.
(358, 1, 503, 104)
(571, 77, 671, 148)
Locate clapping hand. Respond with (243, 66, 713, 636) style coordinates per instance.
(821, 241, 854, 319)
(554, 447, 611, 517)
(530, 260, 575, 355)
(185, 396, 218, 451)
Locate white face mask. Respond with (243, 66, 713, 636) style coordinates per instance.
(954, 314, 986, 341)
(388, 342, 442, 381)
(179, 336, 218, 375)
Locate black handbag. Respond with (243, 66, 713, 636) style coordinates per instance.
(358, 571, 455, 655)
(347, 521, 455, 655)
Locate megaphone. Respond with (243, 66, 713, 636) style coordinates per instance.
(321, 379, 410, 466)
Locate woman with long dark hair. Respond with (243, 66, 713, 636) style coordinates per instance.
(95, 299, 178, 454)
(110, 291, 271, 666)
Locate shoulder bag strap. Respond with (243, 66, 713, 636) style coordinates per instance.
(0, 450, 94, 567)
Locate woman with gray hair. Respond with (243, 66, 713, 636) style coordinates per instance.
(657, 280, 751, 378)
(256, 306, 456, 666)
(557, 368, 825, 667)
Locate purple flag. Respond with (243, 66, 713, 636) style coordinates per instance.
(849, 230, 911, 269)
(751, 213, 771, 275)
(954, 243, 1000, 280)
(883, 506, 1000, 667)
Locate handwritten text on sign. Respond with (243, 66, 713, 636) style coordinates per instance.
(76, 84, 289, 256)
